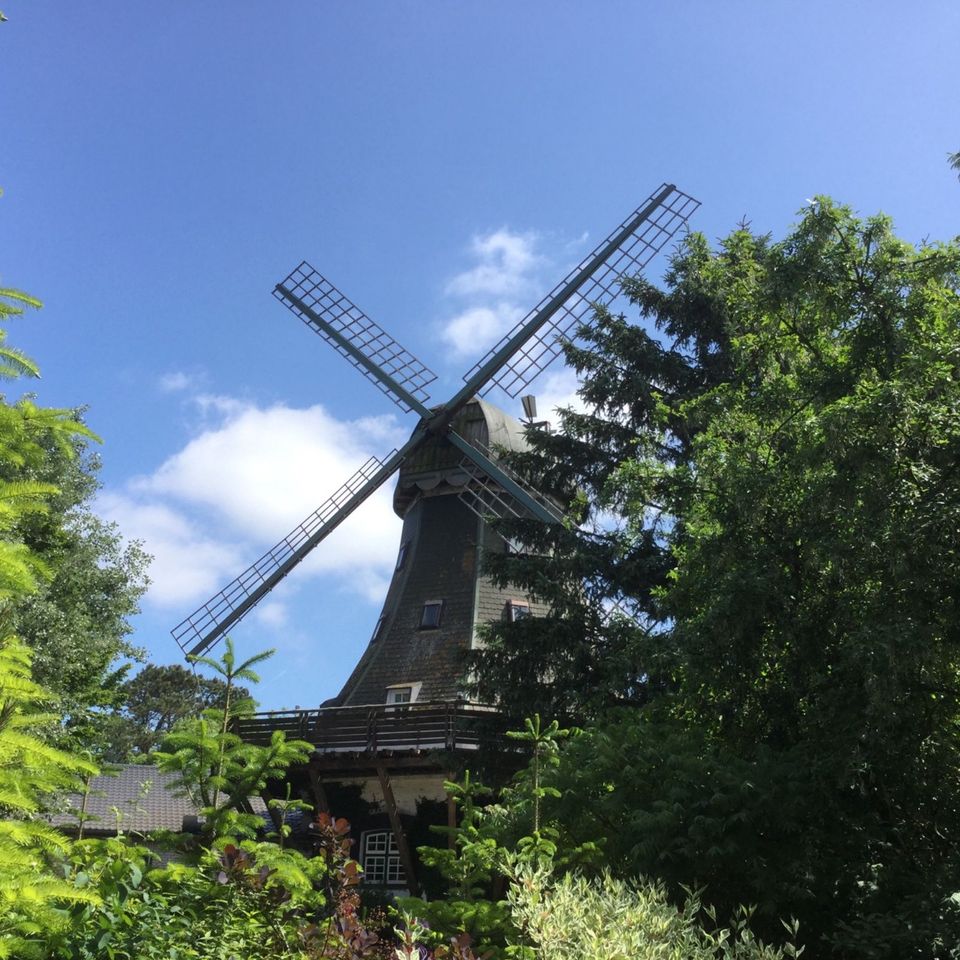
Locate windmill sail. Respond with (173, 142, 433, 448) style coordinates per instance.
(462, 183, 700, 398)
(455, 433, 564, 529)
(274, 264, 437, 414)
(173, 183, 700, 660)
(172, 446, 410, 658)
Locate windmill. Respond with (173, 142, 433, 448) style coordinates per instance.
(172, 183, 699, 664)
(170, 182, 699, 893)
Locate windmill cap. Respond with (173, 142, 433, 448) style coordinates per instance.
(393, 398, 529, 516)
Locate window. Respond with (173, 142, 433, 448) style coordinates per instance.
(386, 681, 421, 707)
(360, 831, 405, 885)
(508, 600, 531, 622)
(371, 615, 387, 642)
(420, 600, 443, 629)
(395, 541, 410, 572)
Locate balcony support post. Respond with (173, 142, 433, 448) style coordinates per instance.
(307, 760, 330, 813)
(376, 763, 420, 897)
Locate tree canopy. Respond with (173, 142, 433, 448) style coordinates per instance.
(471, 200, 960, 956)
(100, 663, 250, 762)
(0, 287, 149, 750)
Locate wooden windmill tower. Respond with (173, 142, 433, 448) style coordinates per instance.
(172, 183, 699, 892)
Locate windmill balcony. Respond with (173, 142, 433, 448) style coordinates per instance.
(234, 700, 504, 761)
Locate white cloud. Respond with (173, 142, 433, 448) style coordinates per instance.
(445, 229, 542, 298)
(134, 401, 404, 541)
(103, 396, 405, 613)
(441, 303, 523, 358)
(97, 492, 240, 607)
(534, 368, 589, 427)
(158, 371, 194, 393)
(252, 601, 289, 630)
(439, 228, 550, 360)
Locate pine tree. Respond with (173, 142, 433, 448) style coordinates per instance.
(469, 229, 741, 718)
(0, 285, 103, 957)
(156, 639, 311, 840)
(471, 201, 960, 955)
(0, 633, 98, 958)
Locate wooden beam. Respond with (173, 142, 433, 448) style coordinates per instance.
(309, 751, 452, 774)
(306, 762, 330, 813)
(375, 764, 420, 897)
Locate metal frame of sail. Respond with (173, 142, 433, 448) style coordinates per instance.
(171, 184, 698, 658)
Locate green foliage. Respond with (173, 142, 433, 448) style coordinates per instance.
(401, 771, 515, 956)
(506, 865, 798, 960)
(51, 681, 390, 959)
(0, 284, 110, 957)
(54, 835, 338, 959)
(0, 286, 43, 377)
(0, 634, 99, 958)
(8, 434, 150, 751)
(648, 201, 960, 955)
(399, 716, 795, 960)
(0, 402, 99, 602)
(101, 663, 250, 761)
(0, 285, 148, 750)
(527, 712, 820, 922)
(470, 201, 960, 956)
(400, 719, 600, 958)
(155, 639, 312, 840)
(0, 288, 100, 601)
(468, 228, 741, 718)
(268, 781, 315, 850)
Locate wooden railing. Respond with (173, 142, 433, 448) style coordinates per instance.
(235, 701, 502, 754)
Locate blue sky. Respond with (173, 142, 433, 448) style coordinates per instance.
(1, 2, 958, 710)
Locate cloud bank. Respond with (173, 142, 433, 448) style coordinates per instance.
(100, 397, 406, 618)
(440, 228, 546, 358)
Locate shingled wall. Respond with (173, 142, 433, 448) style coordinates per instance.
(334, 400, 550, 707)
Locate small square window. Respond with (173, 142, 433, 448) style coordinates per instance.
(371, 615, 387, 642)
(420, 601, 443, 629)
(508, 601, 531, 622)
(395, 542, 410, 572)
(387, 687, 412, 705)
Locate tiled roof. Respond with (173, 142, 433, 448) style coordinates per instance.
(48, 764, 267, 835)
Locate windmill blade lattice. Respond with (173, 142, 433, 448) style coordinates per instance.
(274, 263, 437, 413)
(455, 434, 564, 531)
(173, 183, 700, 659)
(172, 448, 405, 658)
(464, 184, 700, 398)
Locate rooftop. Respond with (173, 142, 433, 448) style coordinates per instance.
(47, 764, 266, 836)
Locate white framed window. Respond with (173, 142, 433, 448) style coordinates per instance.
(360, 830, 405, 885)
(395, 541, 410, 572)
(385, 681, 422, 706)
(371, 615, 387, 642)
(420, 600, 443, 629)
(508, 600, 531, 622)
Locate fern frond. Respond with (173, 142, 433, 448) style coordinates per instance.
(0, 287, 43, 317)
(0, 819, 71, 853)
(0, 345, 40, 380)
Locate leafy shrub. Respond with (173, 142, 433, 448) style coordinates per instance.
(506, 865, 800, 960)
(53, 813, 398, 959)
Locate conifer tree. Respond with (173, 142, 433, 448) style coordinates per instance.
(0, 284, 103, 957)
(470, 201, 960, 955)
(0, 287, 149, 751)
(0, 634, 98, 957)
